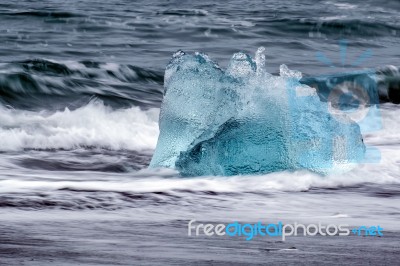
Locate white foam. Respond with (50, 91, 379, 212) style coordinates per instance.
(0, 101, 159, 151)
(1, 155, 398, 193)
(363, 104, 400, 146)
(325, 1, 357, 10)
(333, 3, 357, 10)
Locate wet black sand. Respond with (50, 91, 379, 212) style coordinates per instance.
(0, 214, 399, 265)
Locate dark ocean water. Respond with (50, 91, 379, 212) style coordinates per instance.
(1, 0, 400, 110)
(0, 0, 399, 264)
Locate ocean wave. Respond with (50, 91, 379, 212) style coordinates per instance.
(0, 58, 398, 114)
(254, 17, 400, 38)
(2, 166, 399, 194)
(0, 100, 159, 151)
(0, 161, 398, 211)
(364, 103, 400, 145)
(1, 103, 399, 195)
(0, 105, 398, 211)
(0, 59, 164, 110)
(301, 65, 400, 104)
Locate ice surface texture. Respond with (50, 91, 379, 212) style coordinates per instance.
(149, 49, 366, 176)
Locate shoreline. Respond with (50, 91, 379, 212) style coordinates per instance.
(0, 213, 399, 265)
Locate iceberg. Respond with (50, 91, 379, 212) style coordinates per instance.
(149, 48, 366, 176)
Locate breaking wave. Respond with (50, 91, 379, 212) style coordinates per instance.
(0, 100, 159, 151)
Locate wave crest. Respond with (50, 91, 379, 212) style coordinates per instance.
(0, 100, 159, 151)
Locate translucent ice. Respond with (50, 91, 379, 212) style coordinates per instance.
(149, 48, 366, 176)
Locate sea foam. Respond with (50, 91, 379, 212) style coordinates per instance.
(0, 100, 159, 151)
